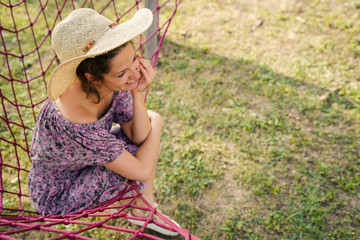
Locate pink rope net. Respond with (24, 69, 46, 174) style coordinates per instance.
(0, 0, 199, 239)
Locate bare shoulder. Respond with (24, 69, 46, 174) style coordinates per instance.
(55, 98, 97, 124)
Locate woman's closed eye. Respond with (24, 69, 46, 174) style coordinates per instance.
(117, 55, 138, 78)
(118, 71, 126, 78)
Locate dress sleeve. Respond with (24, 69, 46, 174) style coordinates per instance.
(112, 91, 133, 125)
(30, 102, 127, 171)
(67, 127, 126, 167)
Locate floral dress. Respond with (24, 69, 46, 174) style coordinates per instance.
(28, 91, 144, 216)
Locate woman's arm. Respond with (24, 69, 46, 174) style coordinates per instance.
(121, 91, 151, 145)
(104, 111, 162, 182)
(121, 57, 155, 145)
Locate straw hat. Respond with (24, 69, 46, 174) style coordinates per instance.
(47, 8, 153, 101)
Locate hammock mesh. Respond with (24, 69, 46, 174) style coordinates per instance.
(0, 0, 199, 239)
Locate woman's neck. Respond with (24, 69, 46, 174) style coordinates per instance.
(55, 79, 114, 124)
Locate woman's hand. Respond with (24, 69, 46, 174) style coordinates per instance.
(134, 56, 156, 93)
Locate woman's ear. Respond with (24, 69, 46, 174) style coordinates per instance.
(84, 73, 101, 85)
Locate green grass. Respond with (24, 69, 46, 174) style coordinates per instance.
(1, 0, 360, 239)
(150, 38, 359, 239)
(149, 0, 360, 239)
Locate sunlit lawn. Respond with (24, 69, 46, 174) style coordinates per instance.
(1, 0, 359, 239)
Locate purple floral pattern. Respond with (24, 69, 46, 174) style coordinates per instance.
(28, 91, 144, 216)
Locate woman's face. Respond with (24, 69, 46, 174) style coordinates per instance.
(100, 43, 141, 92)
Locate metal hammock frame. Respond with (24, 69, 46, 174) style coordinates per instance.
(0, 0, 199, 239)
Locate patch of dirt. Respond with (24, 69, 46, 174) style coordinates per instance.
(196, 168, 253, 231)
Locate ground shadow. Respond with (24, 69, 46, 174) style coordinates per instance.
(149, 39, 359, 239)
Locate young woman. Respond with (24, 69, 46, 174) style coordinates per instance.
(28, 8, 179, 236)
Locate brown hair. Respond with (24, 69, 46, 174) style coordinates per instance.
(76, 42, 130, 103)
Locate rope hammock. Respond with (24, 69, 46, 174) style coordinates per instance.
(0, 0, 199, 239)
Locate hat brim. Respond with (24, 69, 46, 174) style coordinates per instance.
(47, 8, 153, 101)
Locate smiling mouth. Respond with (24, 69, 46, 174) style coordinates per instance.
(125, 79, 136, 85)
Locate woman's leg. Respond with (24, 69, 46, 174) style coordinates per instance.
(129, 161, 180, 232)
(136, 165, 156, 209)
(135, 144, 161, 210)
(114, 167, 156, 215)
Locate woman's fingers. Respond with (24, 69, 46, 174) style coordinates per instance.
(139, 64, 152, 85)
(135, 57, 156, 92)
(137, 56, 155, 79)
